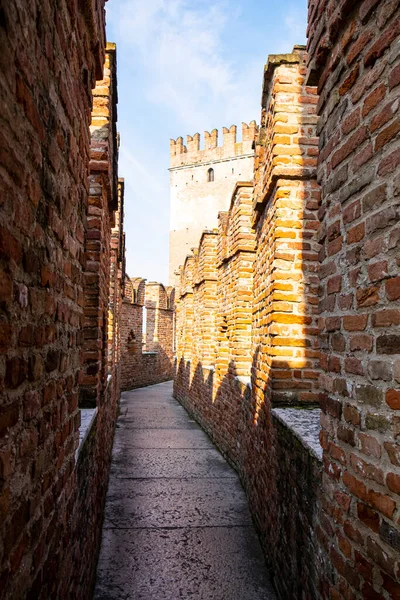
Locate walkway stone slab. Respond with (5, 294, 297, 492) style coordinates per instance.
(95, 527, 275, 600)
(112, 427, 214, 449)
(94, 381, 276, 600)
(103, 478, 252, 529)
(118, 408, 199, 430)
(110, 447, 236, 479)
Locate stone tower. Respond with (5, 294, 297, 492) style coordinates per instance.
(169, 122, 258, 285)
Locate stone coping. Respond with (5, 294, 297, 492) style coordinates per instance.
(76, 408, 98, 461)
(272, 407, 322, 461)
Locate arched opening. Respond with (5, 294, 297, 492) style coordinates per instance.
(207, 168, 214, 182)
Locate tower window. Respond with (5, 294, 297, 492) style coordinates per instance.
(207, 168, 214, 182)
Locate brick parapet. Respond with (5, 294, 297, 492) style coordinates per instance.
(254, 47, 319, 217)
(0, 2, 124, 598)
(252, 49, 321, 408)
(80, 46, 119, 408)
(306, 0, 400, 597)
(174, 45, 323, 597)
(120, 278, 174, 390)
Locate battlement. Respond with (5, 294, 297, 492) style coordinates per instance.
(170, 121, 258, 168)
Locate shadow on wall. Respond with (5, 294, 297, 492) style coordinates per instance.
(172, 47, 326, 599)
(174, 351, 324, 600)
(120, 277, 175, 390)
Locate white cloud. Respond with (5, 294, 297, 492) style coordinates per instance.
(108, 0, 258, 133)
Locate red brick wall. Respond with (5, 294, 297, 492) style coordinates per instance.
(80, 44, 118, 408)
(120, 279, 174, 389)
(252, 47, 321, 408)
(0, 3, 125, 598)
(174, 72, 324, 590)
(307, 0, 400, 596)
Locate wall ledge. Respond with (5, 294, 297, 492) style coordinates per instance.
(76, 408, 98, 462)
(272, 407, 322, 461)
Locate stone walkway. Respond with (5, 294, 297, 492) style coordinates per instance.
(94, 381, 276, 600)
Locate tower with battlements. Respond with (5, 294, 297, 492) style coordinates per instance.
(169, 122, 258, 285)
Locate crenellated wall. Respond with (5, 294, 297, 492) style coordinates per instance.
(252, 47, 321, 408)
(174, 51, 324, 591)
(174, 7, 400, 596)
(120, 279, 174, 390)
(81, 44, 119, 409)
(169, 123, 258, 285)
(170, 122, 258, 167)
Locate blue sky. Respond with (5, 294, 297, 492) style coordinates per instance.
(106, 0, 307, 285)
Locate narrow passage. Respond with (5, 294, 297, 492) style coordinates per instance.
(94, 381, 276, 600)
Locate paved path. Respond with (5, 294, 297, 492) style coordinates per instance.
(94, 381, 276, 600)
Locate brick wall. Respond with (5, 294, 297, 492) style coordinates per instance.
(0, 3, 125, 597)
(307, 0, 400, 596)
(173, 62, 324, 588)
(252, 47, 321, 408)
(120, 278, 174, 390)
(174, 11, 400, 594)
(80, 44, 119, 408)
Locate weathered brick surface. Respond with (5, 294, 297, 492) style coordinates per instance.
(175, 9, 400, 595)
(80, 45, 119, 409)
(0, 4, 125, 598)
(120, 279, 174, 389)
(252, 47, 321, 408)
(307, 0, 400, 596)
(174, 56, 323, 590)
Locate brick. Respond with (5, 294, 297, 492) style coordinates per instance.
(368, 260, 388, 283)
(338, 424, 356, 446)
(381, 572, 400, 598)
(386, 389, 400, 409)
(343, 471, 368, 501)
(356, 286, 379, 307)
(362, 84, 386, 117)
(386, 276, 400, 301)
(364, 19, 400, 68)
(368, 360, 392, 381)
(343, 314, 368, 331)
(389, 61, 400, 89)
(374, 117, 400, 152)
(355, 385, 383, 407)
(0, 404, 19, 437)
(377, 335, 400, 355)
(386, 472, 400, 495)
(344, 404, 361, 426)
(350, 334, 373, 352)
(339, 63, 360, 95)
(354, 550, 373, 583)
(347, 222, 365, 244)
(343, 200, 361, 224)
(365, 413, 390, 432)
(347, 29, 374, 64)
(366, 537, 396, 577)
(357, 502, 380, 532)
(385, 442, 400, 466)
(359, 0, 380, 22)
(362, 184, 387, 213)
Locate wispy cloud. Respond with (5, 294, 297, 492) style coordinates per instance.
(106, 0, 308, 283)
(107, 0, 257, 132)
(276, 3, 307, 53)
